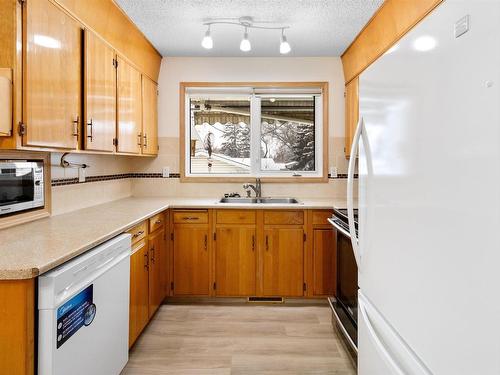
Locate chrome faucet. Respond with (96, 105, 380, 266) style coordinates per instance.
(243, 178, 262, 198)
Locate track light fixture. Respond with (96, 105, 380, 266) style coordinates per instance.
(201, 17, 291, 54)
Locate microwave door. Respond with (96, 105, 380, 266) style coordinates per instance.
(0, 166, 35, 208)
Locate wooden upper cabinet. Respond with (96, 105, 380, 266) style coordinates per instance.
(344, 77, 359, 159)
(262, 227, 304, 297)
(141, 76, 158, 155)
(173, 225, 210, 296)
(117, 56, 142, 154)
(84, 30, 116, 152)
(24, 0, 82, 149)
(215, 226, 256, 296)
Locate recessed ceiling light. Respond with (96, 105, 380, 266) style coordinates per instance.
(413, 36, 437, 52)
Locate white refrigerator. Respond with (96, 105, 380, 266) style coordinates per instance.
(348, 0, 500, 374)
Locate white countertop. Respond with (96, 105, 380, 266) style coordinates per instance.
(0, 197, 347, 280)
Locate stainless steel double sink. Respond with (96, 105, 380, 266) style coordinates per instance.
(219, 197, 299, 204)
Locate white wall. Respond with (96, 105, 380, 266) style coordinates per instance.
(131, 56, 350, 198)
(157, 56, 345, 138)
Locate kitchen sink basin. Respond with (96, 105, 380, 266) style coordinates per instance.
(219, 197, 299, 204)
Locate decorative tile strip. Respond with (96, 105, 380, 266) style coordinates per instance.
(328, 173, 358, 179)
(52, 172, 356, 186)
(51, 172, 180, 186)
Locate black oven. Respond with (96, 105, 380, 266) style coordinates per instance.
(328, 208, 358, 352)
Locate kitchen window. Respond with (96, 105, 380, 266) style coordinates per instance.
(181, 83, 328, 181)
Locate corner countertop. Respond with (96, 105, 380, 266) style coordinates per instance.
(0, 197, 347, 280)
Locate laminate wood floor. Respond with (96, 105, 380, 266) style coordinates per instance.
(122, 304, 356, 375)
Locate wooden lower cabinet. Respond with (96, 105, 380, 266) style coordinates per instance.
(129, 239, 149, 347)
(148, 228, 165, 317)
(215, 226, 256, 296)
(169, 209, 336, 299)
(262, 227, 304, 297)
(173, 225, 210, 296)
(312, 228, 336, 296)
(128, 213, 168, 348)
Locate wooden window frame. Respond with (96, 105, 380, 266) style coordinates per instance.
(179, 82, 329, 183)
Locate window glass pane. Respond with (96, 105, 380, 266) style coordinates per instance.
(260, 97, 315, 172)
(190, 97, 251, 174)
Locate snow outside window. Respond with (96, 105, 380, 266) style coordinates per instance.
(185, 88, 323, 178)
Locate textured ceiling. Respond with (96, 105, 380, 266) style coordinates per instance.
(115, 0, 384, 57)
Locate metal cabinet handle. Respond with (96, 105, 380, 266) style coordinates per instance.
(265, 235, 269, 251)
(132, 230, 144, 238)
(151, 247, 155, 263)
(204, 235, 208, 250)
(72, 115, 79, 138)
(182, 216, 199, 221)
(252, 235, 255, 251)
(137, 133, 142, 146)
(155, 220, 162, 225)
(87, 118, 93, 142)
(143, 133, 148, 148)
(144, 252, 149, 269)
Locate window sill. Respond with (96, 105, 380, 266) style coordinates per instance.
(180, 176, 328, 183)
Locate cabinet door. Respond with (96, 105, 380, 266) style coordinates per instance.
(141, 76, 158, 155)
(173, 226, 210, 296)
(117, 57, 142, 154)
(312, 228, 336, 296)
(24, 0, 81, 149)
(84, 30, 116, 152)
(129, 239, 149, 347)
(344, 77, 359, 158)
(148, 228, 165, 317)
(263, 228, 304, 297)
(215, 226, 256, 296)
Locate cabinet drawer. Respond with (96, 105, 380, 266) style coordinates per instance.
(312, 210, 334, 225)
(127, 221, 147, 244)
(149, 213, 165, 233)
(216, 210, 255, 224)
(264, 210, 304, 225)
(173, 210, 208, 224)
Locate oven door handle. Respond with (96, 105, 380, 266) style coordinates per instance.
(347, 117, 364, 266)
(327, 218, 351, 239)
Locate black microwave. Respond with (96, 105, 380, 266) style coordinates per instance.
(0, 160, 45, 216)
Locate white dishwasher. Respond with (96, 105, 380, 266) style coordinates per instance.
(38, 233, 131, 375)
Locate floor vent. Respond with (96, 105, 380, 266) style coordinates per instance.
(247, 296, 284, 303)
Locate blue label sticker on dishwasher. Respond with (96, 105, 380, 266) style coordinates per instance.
(56, 284, 96, 349)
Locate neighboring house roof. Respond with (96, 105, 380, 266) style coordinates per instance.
(191, 151, 250, 174)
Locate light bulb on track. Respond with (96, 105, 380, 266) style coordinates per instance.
(201, 26, 213, 49)
(240, 27, 251, 52)
(279, 29, 291, 54)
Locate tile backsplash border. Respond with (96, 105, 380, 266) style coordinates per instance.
(51, 173, 356, 186)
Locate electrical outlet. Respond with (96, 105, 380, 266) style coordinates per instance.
(162, 167, 170, 178)
(78, 167, 86, 183)
(329, 167, 338, 178)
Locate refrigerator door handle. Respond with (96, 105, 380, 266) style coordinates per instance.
(347, 117, 363, 266)
(359, 292, 433, 375)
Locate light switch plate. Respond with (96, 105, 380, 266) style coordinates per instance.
(78, 167, 86, 183)
(162, 167, 170, 178)
(329, 167, 338, 178)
